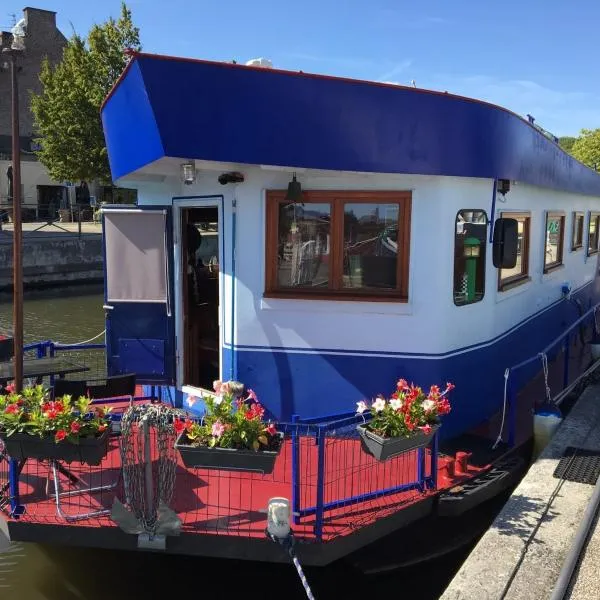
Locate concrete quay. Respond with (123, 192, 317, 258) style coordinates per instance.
(441, 383, 600, 600)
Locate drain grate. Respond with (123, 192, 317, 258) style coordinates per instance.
(553, 447, 600, 485)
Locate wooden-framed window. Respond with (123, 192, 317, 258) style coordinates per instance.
(498, 212, 530, 291)
(265, 190, 411, 301)
(543, 212, 565, 273)
(572, 212, 584, 251)
(588, 212, 600, 256)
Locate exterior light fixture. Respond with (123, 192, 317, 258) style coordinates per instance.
(285, 173, 303, 203)
(266, 497, 291, 539)
(497, 179, 511, 196)
(181, 161, 196, 185)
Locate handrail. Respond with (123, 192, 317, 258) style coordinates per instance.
(509, 301, 600, 373)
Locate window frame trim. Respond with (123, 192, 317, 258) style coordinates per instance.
(264, 190, 412, 302)
(587, 212, 600, 257)
(571, 211, 584, 251)
(543, 211, 565, 273)
(498, 211, 531, 291)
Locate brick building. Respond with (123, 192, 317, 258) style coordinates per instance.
(0, 7, 67, 217)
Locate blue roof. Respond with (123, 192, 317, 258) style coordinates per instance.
(101, 53, 600, 196)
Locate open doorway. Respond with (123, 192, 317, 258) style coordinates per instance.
(181, 206, 220, 389)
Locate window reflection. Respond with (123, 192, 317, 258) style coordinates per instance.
(454, 209, 487, 305)
(343, 203, 398, 290)
(277, 203, 331, 288)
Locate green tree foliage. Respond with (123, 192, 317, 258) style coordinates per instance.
(30, 3, 141, 184)
(571, 129, 600, 169)
(558, 136, 577, 154)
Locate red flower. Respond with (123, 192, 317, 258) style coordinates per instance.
(445, 382, 455, 392)
(185, 419, 195, 433)
(419, 424, 432, 435)
(70, 421, 81, 434)
(98, 423, 107, 433)
(244, 410, 255, 421)
(437, 398, 451, 415)
(55, 430, 67, 442)
(5, 383, 15, 394)
(4, 404, 19, 414)
(44, 409, 58, 420)
(265, 423, 277, 436)
(173, 418, 185, 434)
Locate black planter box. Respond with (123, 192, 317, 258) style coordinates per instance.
(357, 424, 438, 461)
(175, 432, 283, 474)
(0, 429, 110, 466)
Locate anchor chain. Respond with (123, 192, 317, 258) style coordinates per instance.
(118, 403, 186, 535)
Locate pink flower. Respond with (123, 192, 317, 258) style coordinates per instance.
(356, 400, 368, 414)
(266, 423, 277, 436)
(4, 404, 19, 414)
(396, 379, 408, 391)
(211, 420, 226, 438)
(247, 389, 258, 402)
(70, 422, 81, 434)
(185, 395, 198, 407)
(419, 424, 432, 435)
(5, 383, 15, 394)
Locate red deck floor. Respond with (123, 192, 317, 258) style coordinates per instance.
(3, 429, 485, 544)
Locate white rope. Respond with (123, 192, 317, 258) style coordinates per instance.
(540, 352, 552, 405)
(493, 368, 511, 450)
(53, 329, 106, 347)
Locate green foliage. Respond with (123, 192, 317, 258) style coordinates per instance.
(558, 136, 577, 154)
(175, 381, 280, 451)
(571, 129, 600, 169)
(0, 384, 111, 443)
(30, 2, 141, 184)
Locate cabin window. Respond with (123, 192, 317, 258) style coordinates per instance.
(588, 212, 600, 256)
(265, 191, 411, 300)
(572, 212, 584, 251)
(498, 212, 530, 291)
(453, 210, 487, 306)
(543, 212, 565, 273)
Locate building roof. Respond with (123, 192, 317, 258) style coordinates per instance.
(101, 52, 600, 196)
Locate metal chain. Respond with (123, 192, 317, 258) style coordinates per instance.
(119, 404, 186, 535)
(539, 352, 552, 404)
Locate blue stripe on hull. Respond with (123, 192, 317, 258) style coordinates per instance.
(236, 287, 597, 440)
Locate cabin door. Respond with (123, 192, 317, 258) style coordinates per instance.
(179, 204, 222, 390)
(102, 207, 176, 384)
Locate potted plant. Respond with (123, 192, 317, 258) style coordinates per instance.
(0, 384, 112, 466)
(356, 379, 454, 461)
(174, 380, 283, 473)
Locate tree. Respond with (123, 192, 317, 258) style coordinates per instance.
(30, 3, 141, 184)
(571, 129, 600, 169)
(558, 136, 577, 154)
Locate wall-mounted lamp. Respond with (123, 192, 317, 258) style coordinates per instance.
(181, 161, 196, 185)
(285, 173, 303, 203)
(497, 179, 511, 196)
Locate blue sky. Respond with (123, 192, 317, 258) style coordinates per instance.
(5, 0, 600, 136)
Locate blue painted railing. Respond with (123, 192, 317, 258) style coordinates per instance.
(5, 340, 439, 540)
(505, 302, 600, 446)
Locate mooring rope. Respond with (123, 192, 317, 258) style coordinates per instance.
(53, 329, 106, 346)
(492, 368, 511, 450)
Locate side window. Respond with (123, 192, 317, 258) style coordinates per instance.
(498, 212, 531, 291)
(543, 212, 565, 273)
(453, 210, 487, 306)
(588, 212, 600, 256)
(572, 212, 584, 251)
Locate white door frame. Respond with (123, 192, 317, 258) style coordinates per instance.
(173, 195, 224, 390)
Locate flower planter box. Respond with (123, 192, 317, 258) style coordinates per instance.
(175, 432, 283, 474)
(0, 429, 110, 466)
(357, 423, 439, 461)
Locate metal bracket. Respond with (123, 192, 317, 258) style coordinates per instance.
(137, 533, 166, 551)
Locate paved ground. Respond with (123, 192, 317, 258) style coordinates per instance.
(0, 221, 101, 242)
(441, 383, 600, 600)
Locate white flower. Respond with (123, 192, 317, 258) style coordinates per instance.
(372, 397, 386, 413)
(356, 400, 368, 414)
(422, 399, 436, 412)
(213, 394, 223, 406)
(390, 398, 403, 411)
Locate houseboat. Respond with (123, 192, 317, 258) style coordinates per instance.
(2, 51, 600, 569)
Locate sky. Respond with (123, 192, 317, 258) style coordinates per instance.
(4, 0, 600, 137)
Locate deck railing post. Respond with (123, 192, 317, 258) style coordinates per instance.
(291, 414, 300, 525)
(563, 332, 571, 390)
(36, 341, 47, 359)
(8, 458, 24, 517)
(314, 425, 326, 541)
(429, 431, 439, 489)
(417, 447, 425, 491)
